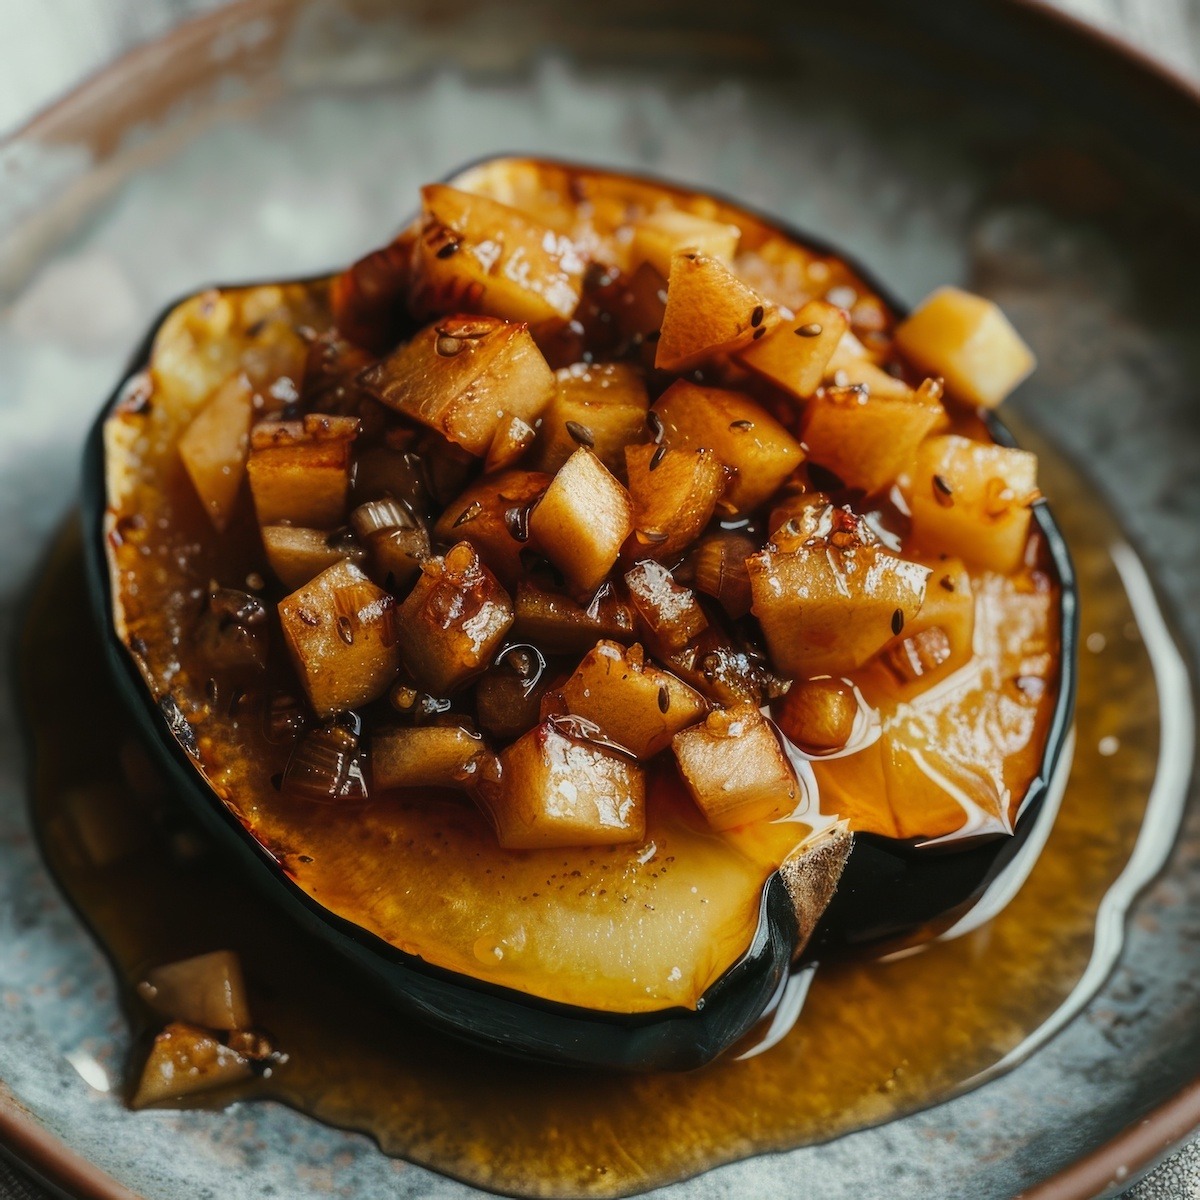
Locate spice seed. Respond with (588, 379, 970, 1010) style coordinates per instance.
(337, 615, 355, 645)
(795, 322, 823, 337)
(658, 685, 670, 714)
(453, 500, 483, 528)
(891, 608, 905, 636)
(750, 304, 764, 328)
(565, 420, 595, 448)
(730, 419, 754, 431)
(649, 444, 668, 471)
(932, 474, 955, 508)
(435, 241, 461, 259)
(435, 335, 464, 357)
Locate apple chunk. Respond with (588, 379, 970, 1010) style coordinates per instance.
(374, 726, 486, 791)
(529, 448, 634, 594)
(655, 253, 776, 372)
(624, 444, 727, 560)
(178, 374, 254, 531)
(735, 299, 848, 400)
(652, 381, 803, 514)
(412, 184, 586, 327)
(480, 719, 646, 849)
(136, 950, 251, 1031)
(894, 286, 1035, 409)
(395, 542, 514, 695)
(246, 414, 358, 529)
(909, 434, 1040, 574)
(748, 542, 930, 677)
(533, 362, 649, 476)
(630, 209, 740, 278)
(561, 641, 707, 759)
(279, 559, 401, 717)
(359, 315, 554, 456)
(131, 1023, 253, 1109)
(672, 704, 799, 830)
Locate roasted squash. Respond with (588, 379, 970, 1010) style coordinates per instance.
(89, 156, 1072, 1073)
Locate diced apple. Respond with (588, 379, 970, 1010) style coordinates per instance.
(246, 414, 357, 529)
(434, 470, 551, 588)
(412, 184, 586, 327)
(178, 374, 254, 531)
(824, 355, 915, 401)
(560, 641, 707, 759)
(374, 725, 485, 791)
(653, 381, 803, 513)
(262, 525, 363, 592)
(734, 299, 848, 399)
(512, 581, 635, 654)
(630, 209, 740, 278)
(894, 286, 1035, 409)
(131, 1023, 252, 1109)
(279, 559, 402, 717)
(533, 362, 649, 476)
(655, 253, 777, 372)
(330, 231, 417, 353)
(479, 719, 646, 849)
(528, 449, 633, 593)
(395, 542, 514, 694)
(802, 382, 944, 494)
(748, 542, 930, 677)
(136, 951, 251, 1031)
(910, 434, 1039, 573)
(359, 315, 554, 456)
(662, 628, 768, 709)
(486, 412, 537, 472)
(879, 558, 975, 691)
(774, 678, 859, 755)
(624, 560, 708, 651)
(672, 703, 799, 830)
(623, 444, 726, 560)
(475, 654, 552, 741)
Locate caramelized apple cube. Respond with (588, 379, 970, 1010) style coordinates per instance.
(880, 558, 975, 691)
(262, 525, 363, 591)
(910, 435, 1039, 573)
(894, 286, 1035, 409)
(533, 363, 649, 476)
(624, 560, 708, 651)
(653, 381, 803, 513)
(486, 412, 537, 472)
(279, 559, 401, 717)
(528, 449, 633, 593)
(624, 444, 726, 559)
(330, 231, 416, 353)
(374, 725, 485, 791)
(412, 184, 586, 326)
(748, 543, 930, 677)
(774, 678, 859, 755)
(672, 704, 798, 830)
(802, 383, 944, 494)
(480, 719, 645, 849)
(359, 315, 554, 456)
(131, 1023, 252, 1109)
(512, 581, 635, 654)
(136, 951, 251, 1031)
(434, 470, 551, 588)
(178, 374, 253, 531)
(630, 209, 740, 278)
(475, 655, 551, 741)
(662, 628, 768, 708)
(396, 542, 514, 694)
(734, 299, 848, 399)
(246, 414, 357, 528)
(655, 253, 777, 372)
(561, 641, 707, 759)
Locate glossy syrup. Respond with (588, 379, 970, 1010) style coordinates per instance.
(21, 429, 1179, 1199)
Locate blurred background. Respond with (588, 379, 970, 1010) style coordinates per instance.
(2, 0, 1200, 134)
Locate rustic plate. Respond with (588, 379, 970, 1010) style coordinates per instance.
(1, 1, 1197, 1197)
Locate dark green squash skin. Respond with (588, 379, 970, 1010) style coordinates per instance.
(80, 161, 1077, 1071)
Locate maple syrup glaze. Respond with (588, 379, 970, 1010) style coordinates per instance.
(22, 422, 1163, 1198)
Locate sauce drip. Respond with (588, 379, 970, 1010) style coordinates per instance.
(20, 425, 1172, 1198)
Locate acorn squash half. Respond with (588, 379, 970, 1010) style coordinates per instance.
(83, 157, 1076, 1071)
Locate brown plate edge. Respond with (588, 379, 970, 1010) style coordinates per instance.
(2, 0, 1199, 1197)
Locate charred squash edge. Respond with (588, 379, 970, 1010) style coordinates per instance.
(80, 157, 1078, 1071)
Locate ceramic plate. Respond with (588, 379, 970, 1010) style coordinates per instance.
(1, 2, 1198, 1196)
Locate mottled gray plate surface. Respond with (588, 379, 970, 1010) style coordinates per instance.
(1, 2, 1199, 1197)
